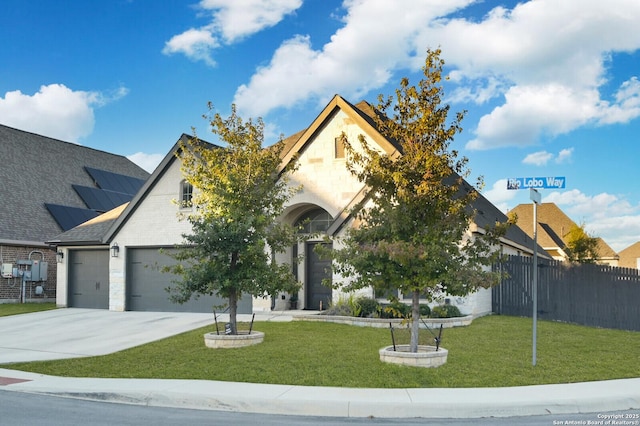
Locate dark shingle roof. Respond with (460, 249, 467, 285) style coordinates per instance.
(0, 124, 149, 243)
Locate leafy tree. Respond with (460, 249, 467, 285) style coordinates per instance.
(166, 104, 301, 334)
(565, 223, 599, 264)
(326, 49, 509, 352)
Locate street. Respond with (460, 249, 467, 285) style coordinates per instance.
(2, 390, 638, 426)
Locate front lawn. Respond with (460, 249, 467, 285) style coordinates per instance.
(6, 315, 640, 388)
(0, 302, 57, 317)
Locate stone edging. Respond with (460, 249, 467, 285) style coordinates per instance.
(293, 314, 473, 328)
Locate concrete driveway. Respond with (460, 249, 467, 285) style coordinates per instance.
(0, 308, 216, 364)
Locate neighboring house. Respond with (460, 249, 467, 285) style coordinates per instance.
(52, 95, 542, 316)
(509, 202, 618, 265)
(0, 124, 150, 303)
(618, 242, 640, 269)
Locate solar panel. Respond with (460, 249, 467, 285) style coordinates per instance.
(45, 204, 101, 231)
(85, 167, 145, 195)
(73, 185, 133, 212)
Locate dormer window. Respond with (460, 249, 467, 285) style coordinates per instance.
(180, 180, 193, 208)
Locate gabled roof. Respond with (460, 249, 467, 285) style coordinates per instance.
(279, 95, 542, 255)
(50, 133, 219, 246)
(48, 203, 129, 246)
(509, 202, 617, 260)
(618, 242, 640, 268)
(279, 95, 401, 172)
(52, 95, 543, 256)
(0, 124, 149, 244)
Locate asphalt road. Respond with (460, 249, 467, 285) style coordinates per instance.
(2, 391, 640, 426)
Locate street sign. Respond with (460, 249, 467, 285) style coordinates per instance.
(507, 176, 565, 190)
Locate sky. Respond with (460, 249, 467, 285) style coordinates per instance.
(1, 0, 639, 252)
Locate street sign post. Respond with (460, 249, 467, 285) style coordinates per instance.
(506, 177, 566, 366)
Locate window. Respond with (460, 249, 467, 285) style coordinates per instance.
(295, 208, 333, 234)
(334, 136, 345, 159)
(180, 180, 193, 208)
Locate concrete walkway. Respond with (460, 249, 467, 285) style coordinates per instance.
(1, 309, 639, 419)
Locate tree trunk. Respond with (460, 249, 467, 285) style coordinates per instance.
(410, 289, 420, 353)
(229, 287, 238, 335)
(229, 251, 239, 335)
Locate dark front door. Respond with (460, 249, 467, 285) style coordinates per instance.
(306, 242, 332, 310)
(68, 250, 109, 309)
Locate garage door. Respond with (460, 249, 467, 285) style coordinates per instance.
(68, 249, 109, 309)
(126, 247, 252, 313)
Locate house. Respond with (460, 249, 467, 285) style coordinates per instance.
(0, 124, 149, 303)
(618, 242, 640, 269)
(509, 202, 618, 265)
(52, 95, 541, 316)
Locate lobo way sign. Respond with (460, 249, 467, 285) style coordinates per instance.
(507, 176, 565, 190)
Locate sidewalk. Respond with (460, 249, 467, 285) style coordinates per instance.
(1, 368, 639, 418)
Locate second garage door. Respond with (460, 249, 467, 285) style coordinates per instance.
(126, 247, 252, 313)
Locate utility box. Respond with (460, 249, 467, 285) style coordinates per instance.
(17, 259, 48, 282)
(1, 263, 13, 278)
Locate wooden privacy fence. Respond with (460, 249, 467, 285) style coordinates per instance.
(492, 255, 640, 331)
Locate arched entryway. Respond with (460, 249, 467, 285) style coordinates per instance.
(293, 208, 333, 310)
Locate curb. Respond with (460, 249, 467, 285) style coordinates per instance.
(2, 369, 639, 419)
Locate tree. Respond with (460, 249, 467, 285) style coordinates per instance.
(327, 49, 509, 352)
(166, 104, 301, 334)
(565, 223, 600, 264)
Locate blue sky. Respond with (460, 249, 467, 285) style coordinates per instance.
(2, 0, 639, 252)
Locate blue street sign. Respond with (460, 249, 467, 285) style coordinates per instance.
(507, 177, 565, 190)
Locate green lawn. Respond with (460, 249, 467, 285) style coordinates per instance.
(0, 302, 57, 317)
(6, 315, 640, 388)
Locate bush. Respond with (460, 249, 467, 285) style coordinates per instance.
(356, 297, 380, 318)
(379, 301, 411, 319)
(430, 304, 462, 318)
(419, 304, 431, 317)
(321, 303, 353, 316)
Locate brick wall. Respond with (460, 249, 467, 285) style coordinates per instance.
(0, 244, 57, 302)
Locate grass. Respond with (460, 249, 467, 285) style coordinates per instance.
(0, 302, 57, 317)
(5, 315, 640, 388)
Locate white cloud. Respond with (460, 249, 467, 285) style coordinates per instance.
(199, 0, 302, 43)
(163, 28, 219, 66)
(234, 0, 474, 116)
(598, 77, 640, 125)
(482, 179, 518, 212)
(522, 151, 553, 166)
(555, 148, 573, 164)
(163, 0, 302, 65)
(232, 0, 640, 138)
(521, 147, 573, 166)
(466, 84, 601, 149)
(0, 84, 125, 142)
(127, 152, 165, 173)
(544, 189, 640, 251)
(434, 0, 640, 150)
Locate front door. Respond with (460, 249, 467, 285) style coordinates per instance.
(306, 242, 332, 310)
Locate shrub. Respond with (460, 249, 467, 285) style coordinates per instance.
(380, 301, 411, 319)
(430, 304, 462, 318)
(419, 304, 431, 317)
(356, 297, 380, 318)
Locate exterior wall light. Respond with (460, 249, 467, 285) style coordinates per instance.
(111, 243, 120, 258)
(56, 251, 64, 263)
